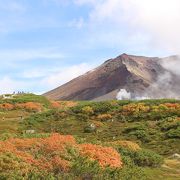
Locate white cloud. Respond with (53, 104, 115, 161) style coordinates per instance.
(0, 77, 28, 94)
(78, 0, 180, 54)
(0, 62, 97, 94)
(42, 63, 96, 90)
(123, 0, 180, 53)
(21, 69, 48, 79)
(0, 48, 64, 61)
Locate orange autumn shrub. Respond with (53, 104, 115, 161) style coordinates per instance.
(0, 103, 14, 110)
(162, 103, 180, 111)
(151, 103, 180, 113)
(0, 134, 123, 173)
(50, 156, 70, 172)
(59, 101, 78, 108)
(79, 144, 123, 168)
(50, 101, 77, 109)
(122, 103, 150, 115)
(15, 102, 42, 112)
(97, 114, 112, 121)
(23, 102, 42, 112)
(0, 134, 76, 172)
(90, 120, 104, 128)
(0, 102, 42, 112)
(107, 140, 141, 151)
(50, 101, 61, 109)
(64, 101, 77, 108)
(15, 103, 25, 109)
(40, 133, 76, 155)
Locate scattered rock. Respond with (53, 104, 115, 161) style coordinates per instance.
(170, 153, 180, 160)
(25, 130, 35, 134)
(84, 123, 96, 133)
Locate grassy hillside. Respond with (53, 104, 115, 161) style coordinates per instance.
(0, 94, 180, 179)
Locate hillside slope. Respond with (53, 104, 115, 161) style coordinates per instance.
(44, 53, 180, 100)
(0, 94, 180, 179)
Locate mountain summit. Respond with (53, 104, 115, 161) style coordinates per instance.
(44, 54, 180, 100)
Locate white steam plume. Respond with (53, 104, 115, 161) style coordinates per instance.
(116, 89, 131, 100)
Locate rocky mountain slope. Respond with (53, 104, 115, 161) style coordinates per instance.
(44, 53, 180, 100)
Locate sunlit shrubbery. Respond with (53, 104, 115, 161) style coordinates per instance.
(0, 133, 123, 178)
(0, 102, 42, 112)
(51, 101, 77, 109)
(0, 103, 14, 111)
(16, 102, 42, 112)
(97, 113, 112, 121)
(82, 106, 94, 115)
(50, 101, 61, 109)
(122, 103, 150, 116)
(150, 103, 180, 118)
(107, 140, 141, 151)
(79, 144, 123, 168)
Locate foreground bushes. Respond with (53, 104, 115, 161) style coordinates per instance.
(0, 133, 124, 179)
(80, 144, 123, 168)
(0, 133, 156, 179)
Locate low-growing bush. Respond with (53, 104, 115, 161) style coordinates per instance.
(82, 106, 94, 115)
(118, 148, 164, 168)
(123, 125, 151, 143)
(107, 140, 141, 151)
(0, 133, 123, 179)
(166, 127, 180, 139)
(79, 143, 123, 168)
(84, 124, 96, 133)
(97, 113, 112, 121)
(132, 149, 164, 167)
(0, 103, 14, 111)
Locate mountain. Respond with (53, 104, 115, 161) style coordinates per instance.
(44, 53, 180, 100)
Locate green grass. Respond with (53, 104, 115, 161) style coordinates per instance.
(0, 95, 180, 179)
(144, 159, 180, 180)
(0, 93, 51, 107)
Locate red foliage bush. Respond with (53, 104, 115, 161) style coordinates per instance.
(0, 103, 14, 110)
(163, 103, 180, 109)
(15, 102, 42, 112)
(79, 144, 123, 168)
(50, 101, 61, 109)
(0, 102, 42, 112)
(0, 134, 123, 173)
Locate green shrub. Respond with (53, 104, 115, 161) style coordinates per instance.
(71, 156, 101, 178)
(118, 148, 163, 167)
(82, 106, 94, 115)
(132, 149, 164, 167)
(123, 125, 151, 143)
(0, 152, 30, 178)
(84, 125, 96, 133)
(166, 127, 180, 138)
(0, 133, 17, 141)
(91, 101, 114, 114)
(158, 116, 180, 131)
(1, 94, 50, 108)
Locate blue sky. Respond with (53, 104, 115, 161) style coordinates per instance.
(0, 0, 179, 94)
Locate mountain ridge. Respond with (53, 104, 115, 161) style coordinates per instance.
(44, 53, 180, 100)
